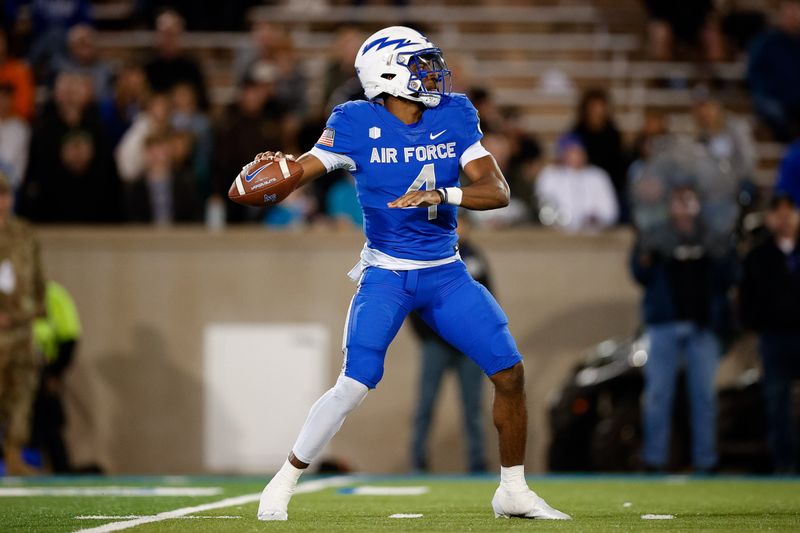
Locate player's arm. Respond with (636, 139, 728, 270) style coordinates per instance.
(250, 104, 358, 191)
(388, 154, 510, 211)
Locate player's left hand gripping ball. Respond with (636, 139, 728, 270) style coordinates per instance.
(228, 153, 304, 207)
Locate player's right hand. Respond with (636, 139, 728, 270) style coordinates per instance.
(253, 151, 297, 162)
(387, 190, 443, 209)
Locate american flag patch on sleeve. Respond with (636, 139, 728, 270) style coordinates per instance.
(317, 128, 335, 147)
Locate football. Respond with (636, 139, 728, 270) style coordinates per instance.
(227, 157, 304, 207)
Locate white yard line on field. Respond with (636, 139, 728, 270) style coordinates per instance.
(75, 514, 241, 520)
(346, 486, 429, 496)
(71, 475, 356, 533)
(0, 487, 222, 497)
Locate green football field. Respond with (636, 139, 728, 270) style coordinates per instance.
(1, 474, 798, 532)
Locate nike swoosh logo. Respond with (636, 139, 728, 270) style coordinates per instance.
(244, 164, 268, 182)
(430, 130, 447, 140)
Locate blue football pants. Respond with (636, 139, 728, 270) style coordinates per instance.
(342, 261, 522, 389)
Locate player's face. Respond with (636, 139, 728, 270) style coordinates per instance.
(408, 52, 449, 93)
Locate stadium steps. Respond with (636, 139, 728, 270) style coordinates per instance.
(90, 1, 783, 189)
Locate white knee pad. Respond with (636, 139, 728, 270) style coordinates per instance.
(332, 375, 369, 411)
(291, 375, 369, 464)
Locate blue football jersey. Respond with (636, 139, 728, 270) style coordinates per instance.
(314, 94, 483, 261)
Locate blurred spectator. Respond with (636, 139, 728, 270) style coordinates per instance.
(740, 195, 800, 473)
(115, 92, 171, 183)
(213, 77, 282, 223)
(0, 84, 30, 192)
(630, 135, 740, 260)
(0, 170, 45, 475)
(775, 129, 800, 205)
(471, 130, 528, 228)
(535, 134, 618, 232)
(137, 0, 259, 31)
(124, 132, 201, 224)
(322, 26, 365, 112)
(409, 214, 487, 473)
(29, 130, 120, 223)
(19, 71, 119, 222)
(468, 87, 504, 135)
(326, 175, 362, 229)
(31, 280, 80, 473)
(503, 108, 543, 213)
(170, 82, 211, 196)
(169, 129, 195, 176)
(98, 64, 148, 148)
(747, 0, 800, 142)
(720, 3, 769, 57)
(5, 0, 91, 83)
(0, 28, 34, 121)
(305, 27, 364, 222)
(631, 186, 737, 472)
(143, 9, 208, 110)
(643, 0, 723, 61)
(628, 109, 669, 189)
(570, 89, 626, 222)
(236, 21, 306, 152)
(53, 24, 113, 102)
(692, 88, 757, 205)
(630, 109, 669, 166)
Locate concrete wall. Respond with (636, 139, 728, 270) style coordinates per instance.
(38, 226, 641, 474)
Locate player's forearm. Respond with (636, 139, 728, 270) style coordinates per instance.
(459, 177, 511, 211)
(295, 152, 328, 188)
(459, 155, 511, 210)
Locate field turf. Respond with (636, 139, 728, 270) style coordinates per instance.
(1, 474, 798, 532)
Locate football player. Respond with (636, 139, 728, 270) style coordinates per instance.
(253, 26, 570, 521)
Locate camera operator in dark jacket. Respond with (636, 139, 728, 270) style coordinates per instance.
(631, 186, 738, 472)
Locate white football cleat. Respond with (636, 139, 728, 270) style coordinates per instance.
(257, 474, 296, 521)
(492, 486, 571, 520)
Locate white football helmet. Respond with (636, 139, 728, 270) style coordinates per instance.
(354, 26, 451, 108)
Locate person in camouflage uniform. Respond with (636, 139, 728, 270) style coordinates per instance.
(0, 171, 45, 476)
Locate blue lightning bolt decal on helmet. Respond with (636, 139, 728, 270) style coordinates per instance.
(354, 26, 452, 108)
(361, 37, 417, 54)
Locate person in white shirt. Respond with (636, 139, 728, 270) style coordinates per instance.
(535, 134, 619, 232)
(115, 92, 172, 182)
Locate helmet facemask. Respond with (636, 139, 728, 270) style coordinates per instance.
(397, 48, 451, 107)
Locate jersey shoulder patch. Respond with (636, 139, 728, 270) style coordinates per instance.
(319, 101, 376, 155)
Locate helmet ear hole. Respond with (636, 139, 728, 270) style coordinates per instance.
(381, 73, 396, 80)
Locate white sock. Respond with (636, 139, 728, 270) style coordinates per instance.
(291, 375, 369, 464)
(274, 459, 303, 486)
(500, 465, 528, 491)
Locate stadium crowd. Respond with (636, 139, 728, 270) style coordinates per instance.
(0, 2, 794, 230)
(0, 1, 798, 475)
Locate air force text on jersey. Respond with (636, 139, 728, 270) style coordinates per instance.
(370, 142, 457, 164)
(311, 93, 487, 261)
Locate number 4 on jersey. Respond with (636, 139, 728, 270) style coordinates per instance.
(405, 163, 437, 220)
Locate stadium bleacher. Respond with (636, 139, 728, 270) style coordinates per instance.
(86, 0, 783, 191)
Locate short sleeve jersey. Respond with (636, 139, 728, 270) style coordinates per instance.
(314, 93, 483, 261)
